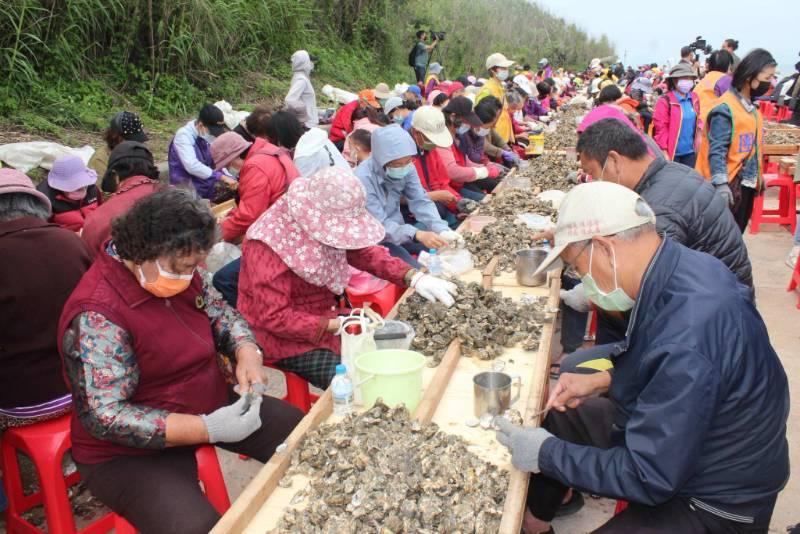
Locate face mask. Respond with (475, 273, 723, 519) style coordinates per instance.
(598, 157, 622, 184)
(393, 115, 405, 125)
(226, 166, 240, 178)
(513, 110, 523, 122)
(65, 188, 87, 201)
(751, 80, 771, 99)
(476, 127, 491, 137)
(138, 260, 194, 298)
(385, 163, 413, 180)
(496, 69, 509, 81)
(456, 124, 471, 135)
(422, 141, 437, 152)
(201, 133, 216, 144)
(676, 79, 694, 94)
(581, 243, 635, 311)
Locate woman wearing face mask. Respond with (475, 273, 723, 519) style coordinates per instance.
(652, 63, 701, 167)
(168, 104, 234, 201)
(36, 155, 101, 233)
(342, 106, 385, 165)
(239, 166, 458, 388)
(384, 96, 413, 131)
(696, 48, 777, 232)
(476, 53, 516, 145)
(58, 189, 304, 533)
(355, 125, 461, 267)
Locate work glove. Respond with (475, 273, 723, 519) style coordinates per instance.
(201, 394, 262, 444)
(495, 417, 554, 473)
(560, 283, 591, 313)
(501, 150, 520, 167)
(440, 229, 465, 247)
(456, 198, 479, 214)
(714, 183, 734, 207)
(566, 170, 580, 184)
(411, 272, 458, 307)
(539, 115, 551, 124)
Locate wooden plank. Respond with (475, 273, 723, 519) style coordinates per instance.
(498, 273, 561, 534)
(211, 199, 236, 220)
(763, 144, 800, 156)
(210, 389, 333, 534)
(414, 339, 462, 424)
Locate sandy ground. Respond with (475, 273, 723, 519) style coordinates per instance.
(216, 191, 800, 533)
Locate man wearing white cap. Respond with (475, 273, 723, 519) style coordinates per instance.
(496, 182, 788, 533)
(476, 53, 515, 144)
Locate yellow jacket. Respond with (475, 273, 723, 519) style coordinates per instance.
(476, 78, 513, 143)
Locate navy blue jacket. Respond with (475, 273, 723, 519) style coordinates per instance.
(539, 238, 789, 524)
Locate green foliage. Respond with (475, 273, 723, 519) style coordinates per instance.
(0, 0, 614, 137)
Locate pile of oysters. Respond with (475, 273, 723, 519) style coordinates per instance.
(516, 152, 579, 192)
(274, 402, 508, 534)
(396, 281, 546, 363)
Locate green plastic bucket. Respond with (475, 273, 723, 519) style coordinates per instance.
(354, 349, 426, 413)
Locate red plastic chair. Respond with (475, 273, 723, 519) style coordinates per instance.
(265, 365, 319, 414)
(1, 414, 229, 534)
(759, 101, 777, 121)
(749, 173, 797, 234)
(777, 105, 792, 122)
(788, 253, 800, 310)
(346, 282, 403, 318)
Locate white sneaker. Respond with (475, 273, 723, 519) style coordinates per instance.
(787, 246, 800, 270)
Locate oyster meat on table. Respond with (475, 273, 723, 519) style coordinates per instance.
(396, 281, 546, 364)
(273, 402, 509, 534)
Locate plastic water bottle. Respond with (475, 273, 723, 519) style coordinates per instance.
(541, 239, 552, 251)
(331, 364, 354, 416)
(428, 248, 443, 276)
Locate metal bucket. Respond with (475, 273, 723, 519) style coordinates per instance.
(515, 248, 548, 287)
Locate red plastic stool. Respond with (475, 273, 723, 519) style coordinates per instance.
(749, 173, 797, 234)
(777, 105, 792, 122)
(788, 252, 800, 310)
(759, 101, 776, 121)
(266, 365, 319, 414)
(346, 282, 402, 317)
(1, 414, 230, 534)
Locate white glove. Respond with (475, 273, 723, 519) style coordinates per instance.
(539, 115, 550, 124)
(474, 166, 490, 179)
(411, 272, 458, 307)
(560, 283, 591, 313)
(439, 229, 465, 248)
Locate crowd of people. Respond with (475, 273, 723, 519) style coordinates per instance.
(0, 34, 797, 533)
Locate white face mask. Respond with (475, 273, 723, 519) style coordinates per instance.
(456, 124, 471, 135)
(497, 69, 509, 81)
(513, 110, 523, 122)
(201, 133, 216, 144)
(385, 163, 414, 180)
(476, 127, 491, 137)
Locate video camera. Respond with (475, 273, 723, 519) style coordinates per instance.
(688, 36, 712, 56)
(430, 30, 446, 41)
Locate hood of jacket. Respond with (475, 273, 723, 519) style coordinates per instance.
(291, 50, 313, 75)
(370, 125, 417, 169)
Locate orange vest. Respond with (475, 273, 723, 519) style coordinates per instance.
(694, 71, 725, 122)
(696, 91, 763, 186)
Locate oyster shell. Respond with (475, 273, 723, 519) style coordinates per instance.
(273, 402, 508, 533)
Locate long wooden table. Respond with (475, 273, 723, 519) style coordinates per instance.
(212, 189, 560, 534)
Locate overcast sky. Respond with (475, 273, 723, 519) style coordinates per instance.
(534, 0, 798, 76)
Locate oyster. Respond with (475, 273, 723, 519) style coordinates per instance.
(515, 151, 579, 192)
(464, 217, 543, 273)
(543, 106, 585, 150)
(273, 402, 508, 533)
(763, 128, 800, 145)
(396, 281, 546, 363)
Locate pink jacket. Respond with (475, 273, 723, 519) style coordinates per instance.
(435, 146, 479, 185)
(653, 91, 701, 160)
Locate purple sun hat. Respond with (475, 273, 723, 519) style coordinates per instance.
(47, 155, 97, 192)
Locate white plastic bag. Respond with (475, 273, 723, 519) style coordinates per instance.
(0, 142, 94, 173)
(517, 213, 553, 232)
(213, 100, 250, 131)
(205, 242, 241, 274)
(338, 308, 384, 404)
(537, 190, 567, 209)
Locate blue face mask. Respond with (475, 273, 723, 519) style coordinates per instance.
(393, 115, 405, 125)
(456, 124, 471, 135)
(581, 243, 635, 312)
(385, 163, 413, 180)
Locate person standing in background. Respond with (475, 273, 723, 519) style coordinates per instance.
(284, 50, 319, 128)
(411, 31, 438, 86)
(722, 38, 741, 69)
(653, 63, 701, 167)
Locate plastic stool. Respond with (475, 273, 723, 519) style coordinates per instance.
(759, 101, 776, 121)
(266, 365, 319, 413)
(346, 283, 402, 317)
(749, 173, 797, 234)
(777, 105, 792, 122)
(1, 414, 230, 534)
(788, 252, 800, 310)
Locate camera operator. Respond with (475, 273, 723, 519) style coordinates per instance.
(721, 38, 740, 69)
(410, 31, 439, 86)
(680, 46, 701, 78)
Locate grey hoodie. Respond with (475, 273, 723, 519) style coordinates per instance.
(354, 125, 448, 245)
(285, 50, 319, 127)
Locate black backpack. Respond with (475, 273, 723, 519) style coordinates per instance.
(408, 43, 419, 67)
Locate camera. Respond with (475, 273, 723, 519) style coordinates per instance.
(429, 31, 446, 41)
(689, 36, 712, 55)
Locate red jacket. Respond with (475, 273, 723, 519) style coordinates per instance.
(81, 176, 161, 258)
(328, 100, 359, 143)
(413, 149, 461, 211)
(37, 181, 102, 232)
(238, 240, 410, 362)
(58, 250, 228, 464)
(220, 138, 300, 242)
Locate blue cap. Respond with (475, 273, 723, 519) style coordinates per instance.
(335, 364, 347, 375)
(407, 85, 422, 97)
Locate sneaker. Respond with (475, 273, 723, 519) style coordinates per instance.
(787, 246, 800, 270)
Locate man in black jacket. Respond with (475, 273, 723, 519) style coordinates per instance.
(497, 182, 789, 534)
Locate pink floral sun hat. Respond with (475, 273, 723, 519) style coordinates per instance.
(246, 166, 384, 294)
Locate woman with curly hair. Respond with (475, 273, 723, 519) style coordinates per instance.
(58, 188, 303, 534)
